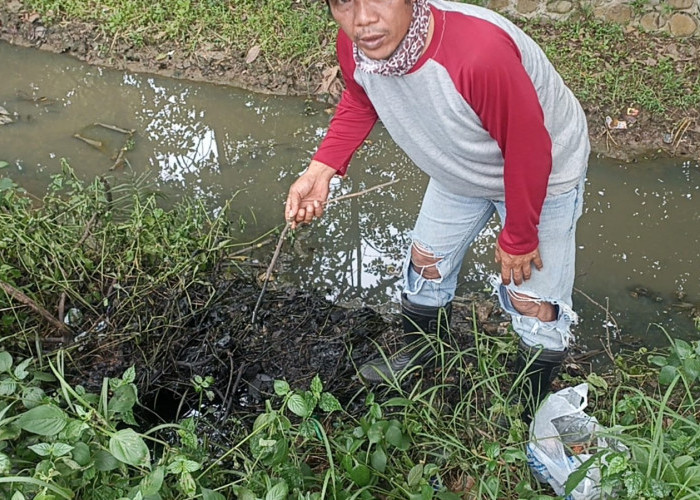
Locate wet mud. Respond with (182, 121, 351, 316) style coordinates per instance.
(68, 274, 514, 421)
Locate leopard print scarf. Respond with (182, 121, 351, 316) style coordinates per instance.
(353, 0, 431, 77)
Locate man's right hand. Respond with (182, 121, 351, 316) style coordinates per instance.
(285, 160, 337, 229)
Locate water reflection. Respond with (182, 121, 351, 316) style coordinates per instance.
(0, 41, 698, 350)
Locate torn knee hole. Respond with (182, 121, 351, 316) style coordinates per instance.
(410, 243, 442, 280)
(507, 290, 557, 322)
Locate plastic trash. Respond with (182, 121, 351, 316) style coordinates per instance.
(526, 383, 623, 500)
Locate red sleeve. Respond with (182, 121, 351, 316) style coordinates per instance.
(440, 15, 552, 255)
(312, 31, 378, 176)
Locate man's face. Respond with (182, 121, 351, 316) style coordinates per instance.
(329, 0, 414, 60)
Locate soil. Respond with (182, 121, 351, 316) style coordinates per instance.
(2, 2, 699, 162)
(0, 4, 695, 420)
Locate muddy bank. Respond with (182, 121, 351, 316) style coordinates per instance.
(2, 3, 699, 162)
(70, 272, 527, 422)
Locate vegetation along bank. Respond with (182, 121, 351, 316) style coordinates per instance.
(1, 0, 699, 499)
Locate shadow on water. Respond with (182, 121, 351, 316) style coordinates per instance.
(1, 41, 698, 360)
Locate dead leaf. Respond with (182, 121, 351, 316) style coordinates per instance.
(317, 65, 339, 94)
(245, 45, 261, 64)
(26, 12, 41, 23)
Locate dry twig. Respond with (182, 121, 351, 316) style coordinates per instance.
(250, 179, 400, 324)
(0, 280, 71, 335)
(574, 286, 618, 362)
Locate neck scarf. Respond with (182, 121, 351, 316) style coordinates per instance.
(354, 0, 431, 77)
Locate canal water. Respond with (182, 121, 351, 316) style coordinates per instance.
(2, 41, 698, 352)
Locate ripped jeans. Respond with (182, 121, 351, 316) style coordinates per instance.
(403, 177, 585, 351)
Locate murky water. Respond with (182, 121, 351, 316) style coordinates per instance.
(2, 41, 698, 351)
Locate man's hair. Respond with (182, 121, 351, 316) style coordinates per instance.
(326, 0, 413, 5)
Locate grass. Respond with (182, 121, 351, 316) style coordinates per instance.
(23, 0, 337, 63)
(0, 169, 699, 498)
(18, 0, 700, 118)
(523, 16, 700, 116)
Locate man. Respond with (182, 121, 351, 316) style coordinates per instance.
(285, 0, 589, 415)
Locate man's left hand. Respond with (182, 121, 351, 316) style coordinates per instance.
(495, 240, 543, 286)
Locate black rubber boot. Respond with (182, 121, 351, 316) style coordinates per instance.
(358, 296, 452, 384)
(515, 340, 567, 424)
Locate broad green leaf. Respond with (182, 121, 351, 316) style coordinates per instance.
(586, 373, 608, 390)
(407, 463, 424, 487)
(52, 443, 74, 457)
(0, 452, 10, 474)
(274, 380, 290, 396)
(108, 384, 138, 414)
(13, 358, 32, 380)
(0, 177, 16, 192)
(167, 457, 202, 474)
(287, 394, 311, 418)
(11, 492, 25, 500)
(310, 375, 323, 397)
(369, 402, 382, 420)
(303, 391, 317, 412)
(371, 447, 387, 473)
(233, 487, 257, 500)
(659, 365, 678, 385)
(16, 404, 68, 436)
(253, 412, 275, 432)
(122, 365, 136, 384)
(60, 419, 89, 441)
(367, 421, 385, 444)
(606, 454, 627, 475)
(180, 471, 196, 497)
(684, 466, 700, 487)
(0, 424, 21, 441)
(28, 443, 54, 457)
(71, 442, 91, 466)
(319, 392, 342, 412)
(674, 339, 693, 359)
(648, 355, 667, 367)
(264, 480, 289, 500)
(0, 351, 12, 372)
(267, 437, 289, 467)
(298, 420, 317, 439)
(94, 449, 120, 471)
(109, 428, 151, 467)
(385, 423, 404, 448)
(0, 378, 17, 396)
(140, 466, 165, 496)
(21, 386, 46, 409)
(502, 448, 527, 463)
(350, 464, 371, 487)
(201, 487, 226, 500)
(673, 455, 694, 470)
(623, 470, 644, 497)
(0, 161, 9, 169)
(484, 441, 500, 459)
(682, 358, 700, 382)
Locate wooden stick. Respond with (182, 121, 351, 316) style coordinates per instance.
(0, 280, 71, 335)
(251, 178, 400, 324)
(251, 222, 290, 324)
(94, 122, 135, 135)
(324, 178, 399, 207)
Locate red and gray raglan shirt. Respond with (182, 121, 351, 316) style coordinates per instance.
(312, 0, 590, 256)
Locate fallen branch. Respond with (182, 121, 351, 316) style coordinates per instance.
(574, 286, 618, 362)
(0, 280, 71, 335)
(250, 178, 400, 324)
(251, 222, 290, 325)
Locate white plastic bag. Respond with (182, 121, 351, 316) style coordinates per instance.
(526, 383, 607, 500)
